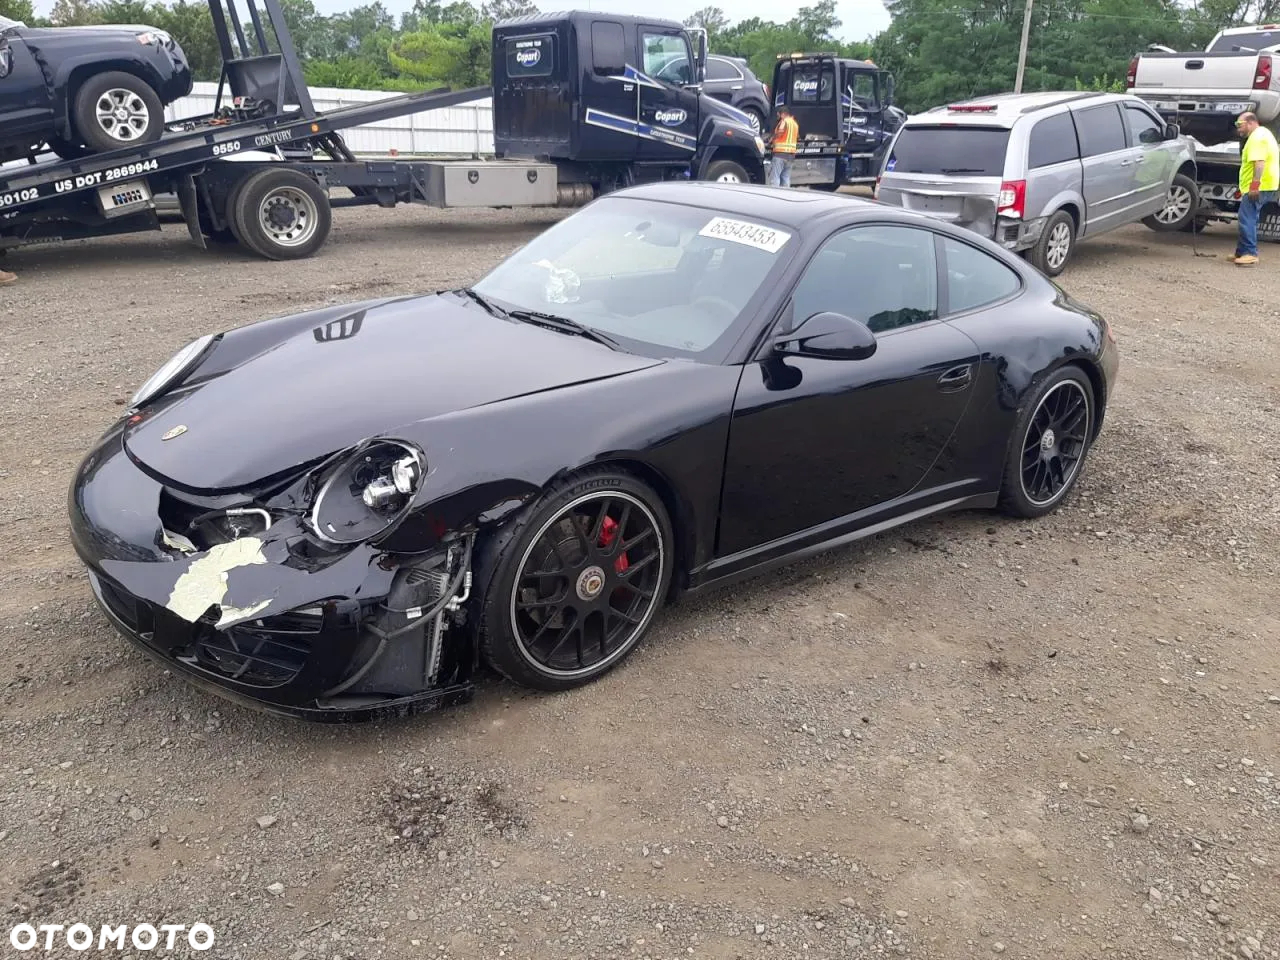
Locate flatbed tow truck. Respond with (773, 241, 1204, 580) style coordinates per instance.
(0, 3, 765, 260)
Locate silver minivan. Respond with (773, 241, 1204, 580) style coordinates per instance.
(874, 91, 1197, 276)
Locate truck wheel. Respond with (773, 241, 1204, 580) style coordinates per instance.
(1142, 173, 1198, 232)
(73, 72, 164, 153)
(1028, 210, 1075, 277)
(230, 168, 331, 261)
(704, 159, 749, 184)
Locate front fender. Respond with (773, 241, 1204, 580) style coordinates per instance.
(696, 117, 766, 181)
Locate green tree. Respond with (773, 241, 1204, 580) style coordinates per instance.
(389, 20, 490, 87)
(0, 0, 36, 21)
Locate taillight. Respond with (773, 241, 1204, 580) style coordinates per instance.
(997, 180, 1026, 219)
(1126, 55, 1139, 88)
(1255, 53, 1273, 89)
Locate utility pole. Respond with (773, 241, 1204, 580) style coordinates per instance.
(1014, 0, 1033, 93)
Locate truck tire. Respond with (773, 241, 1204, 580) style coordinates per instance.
(704, 159, 750, 184)
(73, 72, 165, 153)
(1142, 173, 1198, 232)
(230, 168, 332, 261)
(1028, 209, 1075, 277)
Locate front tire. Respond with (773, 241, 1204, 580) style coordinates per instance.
(998, 366, 1096, 519)
(73, 72, 164, 153)
(477, 470, 674, 692)
(1143, 173, 1198, 232)
(1028, 209, 1075, 277)
(704, 159, 750, 184)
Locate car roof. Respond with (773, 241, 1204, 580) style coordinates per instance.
(910, 90, 1123, 127)
(598, 181, 949, 233)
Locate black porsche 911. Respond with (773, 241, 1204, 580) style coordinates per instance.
(68, 181, 1119, 721)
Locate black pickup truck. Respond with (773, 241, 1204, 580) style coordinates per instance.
(0, 14, 192, 163)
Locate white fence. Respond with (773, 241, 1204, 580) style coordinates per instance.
(165, 81, 496, 157)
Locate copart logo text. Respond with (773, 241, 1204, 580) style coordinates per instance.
(9, 923, 215, 952)
(654, 108, 688, 126)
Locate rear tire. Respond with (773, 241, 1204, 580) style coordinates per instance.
(73, 72, 164, 153)
(1142, 173, 1198, 232)
(230, 168, 331, 260)
(1028, 209, 1075, 277)
(45, 135, 91, 160)
(998, 365, 1096, 519)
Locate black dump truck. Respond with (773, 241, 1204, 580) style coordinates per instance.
(768, 52, 905, 191)
(0, 3, 766, 261)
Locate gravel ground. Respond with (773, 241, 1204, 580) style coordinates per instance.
(0, 198, 1278, 960)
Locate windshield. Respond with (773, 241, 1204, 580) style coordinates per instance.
(886, 126, 1010, 176)
(1208, 28, 1280, 51)
(471, 196, 796, 360)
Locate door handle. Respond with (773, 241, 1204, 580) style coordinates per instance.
(938, 364, 973, 390)
(1119, 159, 1134, 166)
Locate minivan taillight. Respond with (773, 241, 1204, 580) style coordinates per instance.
(1126, 55, 1139, 88)
(997, 180, 1026, 219)
(1255, 53, 1273, 89)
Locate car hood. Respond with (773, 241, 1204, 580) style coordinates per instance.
(15, 23, 164, 40)
(700, 94, 763, 132)
(123, 293, 666, 491)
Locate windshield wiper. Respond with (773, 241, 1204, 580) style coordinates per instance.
(939, 167, 988, 174)
(455, 287, 508, 318)
(506, 309, 621, 350)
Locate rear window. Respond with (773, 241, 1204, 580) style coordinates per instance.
(505, 35, 554, 78)
(1208, 28, 1280, 52)
(886, 126, 1010, 177)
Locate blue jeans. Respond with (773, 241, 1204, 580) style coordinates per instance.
(768, 155, 794, 187)
(1236, 189, 1278, 256)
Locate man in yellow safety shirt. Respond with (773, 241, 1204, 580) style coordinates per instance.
(1232, 111, 1280, 266)
(768, 106, 800, 188)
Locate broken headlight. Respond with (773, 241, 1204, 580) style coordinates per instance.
(309, 440, 424, 545)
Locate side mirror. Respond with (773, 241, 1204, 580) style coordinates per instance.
(883, 72, 895, 107)
(774, 311, 877, 360)
(1164, 122, 1179, 140)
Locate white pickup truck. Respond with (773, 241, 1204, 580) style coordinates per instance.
(1127, 24, 1280, 146)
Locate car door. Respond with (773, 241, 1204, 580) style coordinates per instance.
(635, 25, 700, 160)
(0, 33, 53, 138)
(703, 56, 740, 104)
(1122, 100, 1177, 217)
(1071, 101, 1140, 236)
(716, 223, 983, 559)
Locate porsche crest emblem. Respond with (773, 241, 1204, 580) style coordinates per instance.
(161, 425, 188, 441)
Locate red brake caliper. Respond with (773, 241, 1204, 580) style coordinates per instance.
(598, 516, 629, 574)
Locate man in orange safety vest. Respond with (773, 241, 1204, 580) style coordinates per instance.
(768, 106, 799, 188)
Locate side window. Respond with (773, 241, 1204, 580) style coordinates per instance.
(1124, 103, 1164, 145)
(942, 236, 1021, 314)
(706, 57, 740, 81)
(1028, 112, 1080, 168)
(642, 32, 691, 83)
(791, 225, 938, 334)
(591, 21, 626, 75)
(1074, 104, 1128, 157)
(847, 72, 876, 109)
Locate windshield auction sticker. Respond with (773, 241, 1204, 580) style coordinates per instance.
(698, 217, 791, 253)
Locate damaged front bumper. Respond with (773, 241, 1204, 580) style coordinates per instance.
(67, 421, 478, 721)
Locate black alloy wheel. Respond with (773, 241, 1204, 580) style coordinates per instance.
(999, 366, 1096, 518)
(478, 471, 673, 691)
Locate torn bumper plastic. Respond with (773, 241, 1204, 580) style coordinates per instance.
(67, 423, 476, 721)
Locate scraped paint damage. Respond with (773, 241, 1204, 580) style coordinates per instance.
(165, 537, 269, 623)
